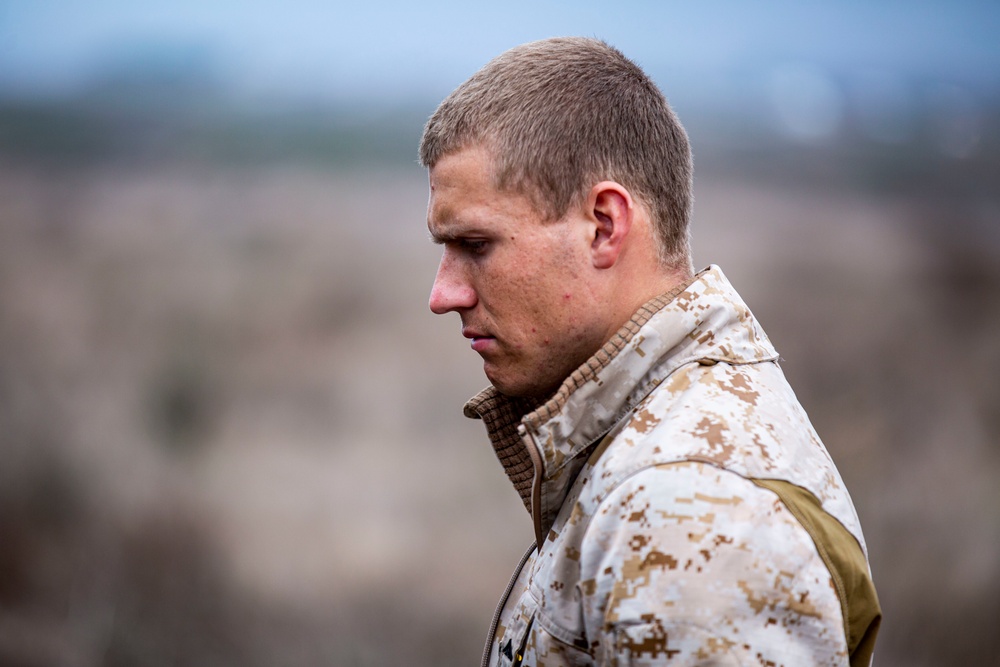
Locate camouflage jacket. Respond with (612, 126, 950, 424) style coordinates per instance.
(465, 265, 881, 667)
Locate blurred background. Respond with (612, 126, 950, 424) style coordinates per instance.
(1, 2, 998, 665)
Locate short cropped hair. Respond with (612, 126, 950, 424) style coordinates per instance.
(419, 37, 693, 269)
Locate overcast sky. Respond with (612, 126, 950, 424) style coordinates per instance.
(1, 1, 998, 103)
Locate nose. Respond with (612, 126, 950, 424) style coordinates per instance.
(429, 252, 477, 314)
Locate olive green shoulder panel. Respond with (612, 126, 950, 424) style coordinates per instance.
(752, 478, 882, 667)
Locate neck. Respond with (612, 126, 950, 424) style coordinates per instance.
(605, 259, 692, 339)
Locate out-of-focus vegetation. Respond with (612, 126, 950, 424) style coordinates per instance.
(0, 100, 426, 167)
(1, 78, 999, 666)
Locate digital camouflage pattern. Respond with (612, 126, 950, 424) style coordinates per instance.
(466, 266, 881, 667)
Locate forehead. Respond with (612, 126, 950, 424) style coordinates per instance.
(427, 147, 540, 237)
(428, 146, 493, 210)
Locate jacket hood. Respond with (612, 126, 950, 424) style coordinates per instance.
(464, 265, 779, 542)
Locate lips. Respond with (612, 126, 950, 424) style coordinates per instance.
(462, 325, 488, 339)
(463, 326, 496, 353)
(471, 337, 497, 353)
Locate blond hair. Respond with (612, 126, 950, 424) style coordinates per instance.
(419, 37, 693, 268)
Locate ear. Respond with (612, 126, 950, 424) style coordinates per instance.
(588, 181, 633, 270)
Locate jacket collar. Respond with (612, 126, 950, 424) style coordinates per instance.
(464, 265, 779, 543)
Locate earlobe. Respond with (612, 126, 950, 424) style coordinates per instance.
(589, 182, 633, 270)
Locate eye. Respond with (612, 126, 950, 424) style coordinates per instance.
(458, 238, 489, 255)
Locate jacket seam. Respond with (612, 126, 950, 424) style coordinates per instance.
(773, 486, 848, 638)
(749, 478, 866, 654)
(532, 605, 591, 653)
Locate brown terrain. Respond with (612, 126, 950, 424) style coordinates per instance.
(1, 148, 998, 665)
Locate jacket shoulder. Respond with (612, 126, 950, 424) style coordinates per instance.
(581, 359, 867, 553)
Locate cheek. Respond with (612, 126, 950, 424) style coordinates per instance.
(486, 237, 587, 333)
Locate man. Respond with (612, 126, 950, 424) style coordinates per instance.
(420, 37, 880, 667)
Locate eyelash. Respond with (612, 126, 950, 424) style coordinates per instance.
(459, 239, 488, 254)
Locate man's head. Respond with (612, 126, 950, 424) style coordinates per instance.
(423, 38, 694, 400)
(420, 37, 693, 269)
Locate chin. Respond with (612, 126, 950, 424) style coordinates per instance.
(488, 378, 520, 397)
(486, 362, 562, 401)
(489, 376, 556, 402)
(486, 373, 529, 399)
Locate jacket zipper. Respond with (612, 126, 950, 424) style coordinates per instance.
(480, 542, 536, 667)
(480, 384, 649, 666)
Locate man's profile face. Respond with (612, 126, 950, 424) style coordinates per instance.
(427, 146, 608, 399)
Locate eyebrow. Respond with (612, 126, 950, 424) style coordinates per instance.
(427, 221, 489, 245)
(428, 231, 450, 245)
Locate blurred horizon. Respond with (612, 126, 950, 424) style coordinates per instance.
(2, 1, 999, 166)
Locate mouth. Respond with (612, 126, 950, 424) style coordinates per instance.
(463, 327, 496, 353)
(470, 337, 496, 353)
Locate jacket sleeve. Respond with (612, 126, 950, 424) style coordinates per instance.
(578, 461, 851, 666)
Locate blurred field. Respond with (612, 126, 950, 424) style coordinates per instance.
(1, 135, 999, 666)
